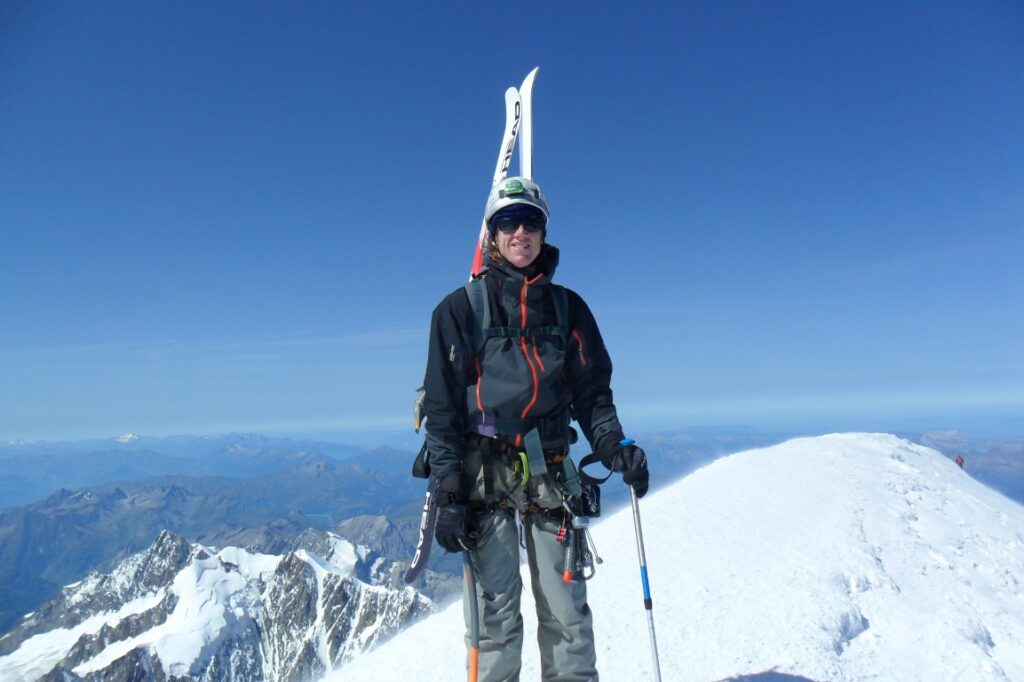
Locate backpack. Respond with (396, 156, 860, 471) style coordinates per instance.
(411, 273, 570, 480)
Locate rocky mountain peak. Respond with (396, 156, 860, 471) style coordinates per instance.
(0, 528, 433, 681)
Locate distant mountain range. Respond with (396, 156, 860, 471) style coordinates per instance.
(0, 434, 364, 510)
(1, 427, 1018, 655)
(0, 441, 433, 634)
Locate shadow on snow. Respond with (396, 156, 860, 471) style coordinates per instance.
(717, 672, 819, 682)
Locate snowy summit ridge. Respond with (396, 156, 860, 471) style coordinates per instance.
(331, 433, 1024, 682)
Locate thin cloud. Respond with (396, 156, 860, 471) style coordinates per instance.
(4, 327, 428, 365)
(846, 226, 1024, 283)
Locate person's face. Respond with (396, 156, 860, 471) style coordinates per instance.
(495, 222, 543, 269)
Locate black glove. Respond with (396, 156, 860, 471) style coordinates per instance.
(600, 441, 650, 499)
(435, 504, 478, 552)
(433, 473, 478, 553)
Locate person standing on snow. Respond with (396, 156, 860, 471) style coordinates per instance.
(956, 453, 965, 469)
(420, 176, 649, 681)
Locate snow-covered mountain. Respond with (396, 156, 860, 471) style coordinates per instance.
(0, 529, 431, 681)
(329, 433, 1024, 681)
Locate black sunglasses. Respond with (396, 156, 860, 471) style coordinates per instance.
(493, 215, 546, 234)
(490, 205, 548, 235)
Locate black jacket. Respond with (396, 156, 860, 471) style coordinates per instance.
(422, 244, 624, 480)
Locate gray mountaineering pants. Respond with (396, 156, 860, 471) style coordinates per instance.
(460, 438, 598, 682)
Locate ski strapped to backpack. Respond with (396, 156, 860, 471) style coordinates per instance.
(407, 65, 609, 588)
(405, 68, 537, 590)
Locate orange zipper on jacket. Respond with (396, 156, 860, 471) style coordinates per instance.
(519, 274, 543, 420)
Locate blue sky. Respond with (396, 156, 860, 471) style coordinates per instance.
(2, 2, 1022, 443)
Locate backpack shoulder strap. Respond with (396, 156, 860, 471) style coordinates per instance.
(464, 275, 491, 352)
(550, 283, 569, 341)
(466, 276, 568, 348)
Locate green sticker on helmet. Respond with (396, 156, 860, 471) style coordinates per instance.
(503, 179, 525, 194)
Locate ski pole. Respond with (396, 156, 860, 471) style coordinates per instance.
(463, 552, 480, 682)
(623, 438, 662, 681)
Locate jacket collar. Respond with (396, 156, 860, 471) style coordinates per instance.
(484, 243, 560, 284)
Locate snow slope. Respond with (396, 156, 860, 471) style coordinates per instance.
(327, 433, 1024, 681)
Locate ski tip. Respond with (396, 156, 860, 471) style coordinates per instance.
(521, 67, 539, 88)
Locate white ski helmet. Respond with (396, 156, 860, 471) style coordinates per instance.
(484, 176, 550, 228)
